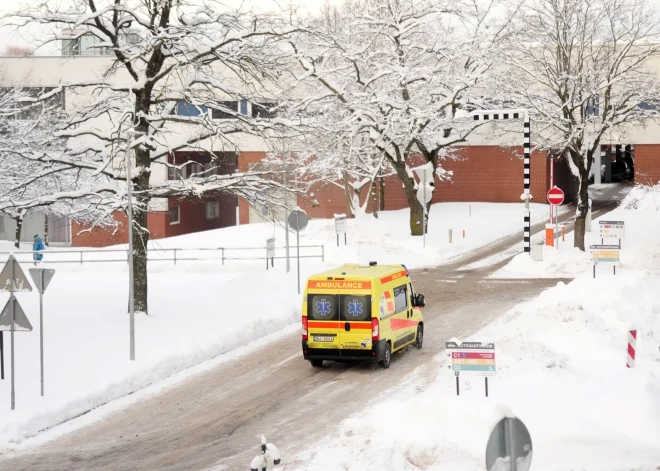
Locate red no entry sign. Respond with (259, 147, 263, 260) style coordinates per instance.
(547, 187, 565, 205)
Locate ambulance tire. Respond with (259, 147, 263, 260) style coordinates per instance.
(380, 342, 391, 369)
(415, 324, 423, 349)
(310, 359, 323, 368)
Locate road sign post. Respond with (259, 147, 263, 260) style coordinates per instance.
(335, 214, 347, 246)
(486, 416, 533, 471)
(0, 255, 33, 410)
(547, 187, 564, 247)
(266, 238, 275, 270)
(288, 210, 308, 294)
(590, 244, 620, 278)
(446, 341, 495, 397)
(29, 268, 55, 396)
(599, 220, 625, 247)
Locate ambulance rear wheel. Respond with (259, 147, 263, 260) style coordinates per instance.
(310, 359, 323, 368)
(380, 342, 391, 369)
(415, 324, 424, 349)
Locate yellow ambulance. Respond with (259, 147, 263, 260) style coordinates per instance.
(301, 262, 425, 368)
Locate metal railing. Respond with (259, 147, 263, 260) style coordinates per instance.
(0, 245, 325, 266)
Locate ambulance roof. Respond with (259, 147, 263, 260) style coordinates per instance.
(308, 264, 407, 281)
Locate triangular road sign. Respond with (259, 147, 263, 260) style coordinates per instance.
(0, 297, 33, 331)
(29, 268, 55, 294)
(0, 257, 32, 292)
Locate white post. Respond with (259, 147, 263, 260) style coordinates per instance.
(595, 147, 602, 185)
(39, 269, 44, 396)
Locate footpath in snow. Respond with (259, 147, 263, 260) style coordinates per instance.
(292, 185, 660, 471)
(0, 202, 544, 450)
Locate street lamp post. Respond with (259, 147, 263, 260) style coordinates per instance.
(125, 129, 144, 361)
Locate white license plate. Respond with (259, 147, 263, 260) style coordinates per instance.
(314, 335, 334, 342)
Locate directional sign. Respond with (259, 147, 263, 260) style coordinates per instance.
(335, 215, 347, 234)
(266, 238, 275, 259)
(29, 268, 55, 294)
(547, 186, 565, 205)
(599, 220, 625, 239)
(288, 210, 308, 232)
(0, 297, 33, 331)
(590, 245, 620, 264)
(446, 341, 496, 377)
(0, 257, 32, 292)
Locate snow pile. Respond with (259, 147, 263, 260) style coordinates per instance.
(293, 272, 660, 470)
(621, 183, 660, 211)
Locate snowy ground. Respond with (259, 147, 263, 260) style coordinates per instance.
(292, 185, 660, 471)
(0, 202, 545, 449)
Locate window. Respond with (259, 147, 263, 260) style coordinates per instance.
(251, 102, 275, 119)
(204, 162, 218, 175)
(239, 99, 249, 116)
(62, 33, 112, 57)
(393, 284, 408, 313)
(211, 101, 238, 119)
(168, 167, 185, 180)
(585, 96, 600, 116)
(188, 162, 204, 178)
(206, 201, 220, 219)
(176, 101, 208, 117)
(308, 294, 337, 321)
(340, 295, 370, 321)
(169, 206, 180, 225)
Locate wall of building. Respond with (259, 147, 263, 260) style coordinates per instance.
(632, 145, 660, 185)
(71, 211, 168, 247)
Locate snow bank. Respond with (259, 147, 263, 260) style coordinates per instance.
(294, 272, 660, 470)
(621, 183, 660, 211)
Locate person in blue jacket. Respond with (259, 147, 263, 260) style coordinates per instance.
(33, 234, 45, 266)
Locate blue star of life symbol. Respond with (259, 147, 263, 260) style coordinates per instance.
(315, 299, 331, 316)
(348, 299, 364, 317)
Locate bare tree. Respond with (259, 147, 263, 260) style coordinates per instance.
(286, 0, 506, 235)
(4, 0, 302, 313)
(499, 0, 660, 250)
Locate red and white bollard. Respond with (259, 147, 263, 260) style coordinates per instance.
(627, 330, 636, 368)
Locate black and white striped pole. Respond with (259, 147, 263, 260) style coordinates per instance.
(472, 110, 532, 254)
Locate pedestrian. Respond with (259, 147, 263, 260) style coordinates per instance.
(33, 234, 45, 266)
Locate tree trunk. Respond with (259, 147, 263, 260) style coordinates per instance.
(371, 179, 378, 219)
(132, 197, 150, 314)
(44, 214, 49, 247)
(14, 215, 23, 249)
(379, 177, 385, 211)
(573, 172, 589, 251)
(342, 170, 355, 218)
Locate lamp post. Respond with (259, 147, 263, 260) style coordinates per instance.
(125, 129, 144, 361)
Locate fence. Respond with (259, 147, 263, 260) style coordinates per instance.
(0, 245, 325, 266)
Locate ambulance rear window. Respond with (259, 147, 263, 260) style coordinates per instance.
(308, 295, 338, 320)
(340, 295, 371, 321)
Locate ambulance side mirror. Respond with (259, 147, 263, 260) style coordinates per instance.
(413, 294, 425, 308)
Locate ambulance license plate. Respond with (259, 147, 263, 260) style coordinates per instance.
(314, 335, 334, 342)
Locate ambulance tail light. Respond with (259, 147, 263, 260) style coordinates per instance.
(371, 318, 379, 341)
(302, 316, 308, 340)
